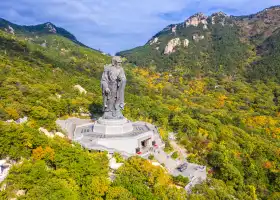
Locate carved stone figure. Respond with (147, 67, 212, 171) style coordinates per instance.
(101, 56, 126, 119)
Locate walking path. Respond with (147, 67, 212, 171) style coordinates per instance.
(152, 132, 207, 192)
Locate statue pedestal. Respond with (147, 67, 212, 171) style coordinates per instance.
(93, 118, 133, 135)
(69, 117, 165, 157)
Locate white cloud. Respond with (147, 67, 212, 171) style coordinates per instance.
(0, 0, 278, 54)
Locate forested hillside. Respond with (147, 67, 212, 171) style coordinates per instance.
(0, 28, 186, 199)
(0, 8, 280, 199)
(119, 6, 280, 200)
(117, 6, 280, 82)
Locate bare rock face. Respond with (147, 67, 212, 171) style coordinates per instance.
(39, 127, 54, 138)
(16, 190, 26, 197)
(149, 37, 159, 45)
(192, 34, 205, 42)
(203, 24, 208, 30)
(56, 93, 62, 99)
(74, 85, 87, 94)
(164, 38, 181, 54)
(185, 13, 208, 27)
(6, 117, 28, 124)
(183, 39, 189, 47)
(7, 26, 14, 35)
(41, 40, 47, 48)
(45, 23, 57, 34)
(211, 12, 228, 25)
(55, 132, 65, 138)
(4, 25, 15, 35)
(172, 25, 177, 33)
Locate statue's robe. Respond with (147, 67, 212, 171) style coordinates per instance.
(101, 64, 126, 118)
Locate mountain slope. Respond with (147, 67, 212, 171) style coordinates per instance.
(0, 18, 91, 48)
(247, 28, 280, 81)
(0, 27, 187, 199)
(117, 6, 280, 81)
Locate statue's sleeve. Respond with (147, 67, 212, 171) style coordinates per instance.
(101, 66, 109, 93)
(117, 68, 126, 106)
(119, 68, 126, 81)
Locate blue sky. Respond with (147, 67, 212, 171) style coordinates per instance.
(0, 0, 279, 54)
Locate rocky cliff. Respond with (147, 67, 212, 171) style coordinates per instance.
(117, 5, 280, 81)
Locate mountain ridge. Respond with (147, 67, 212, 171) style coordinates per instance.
(147, 5, 280, 45)
(117, 5, 280, 80)
(0, 18, 94, 50)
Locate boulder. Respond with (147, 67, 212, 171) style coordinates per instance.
(55, 132, 65, 138)
(39, 127, 54, 138)
(164, 38, 181, 54)
(15, 116, 28, 124)
(6, 117, 28, 124)
(41, 40, 47, 48)
(56, 94, 62, 99)
(109, 157, 124, 170)
(192, 34, 205, 42)
(183, 39, 189, 47)
(16, 190, 26, 197)
(74, 85, 87, 94)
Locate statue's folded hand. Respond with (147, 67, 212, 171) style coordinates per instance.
(119, 103, 125, 110)
(105, 88, 111, 94)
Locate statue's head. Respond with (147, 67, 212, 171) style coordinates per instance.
(112, 56, 122, 68)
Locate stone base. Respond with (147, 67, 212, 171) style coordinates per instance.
(59, 117, 165, 157)
(93, 117, 133, 135)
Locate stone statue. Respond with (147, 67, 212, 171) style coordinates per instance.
(101, 56, 126, 119)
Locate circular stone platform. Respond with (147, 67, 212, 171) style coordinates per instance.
(93, 117, 134, 135)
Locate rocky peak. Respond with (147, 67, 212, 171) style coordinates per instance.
(211, 11, 228, 17)
(45, 22, 57, 34)
(211, 11, 228, 25)
(185, 12, 208, 27)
